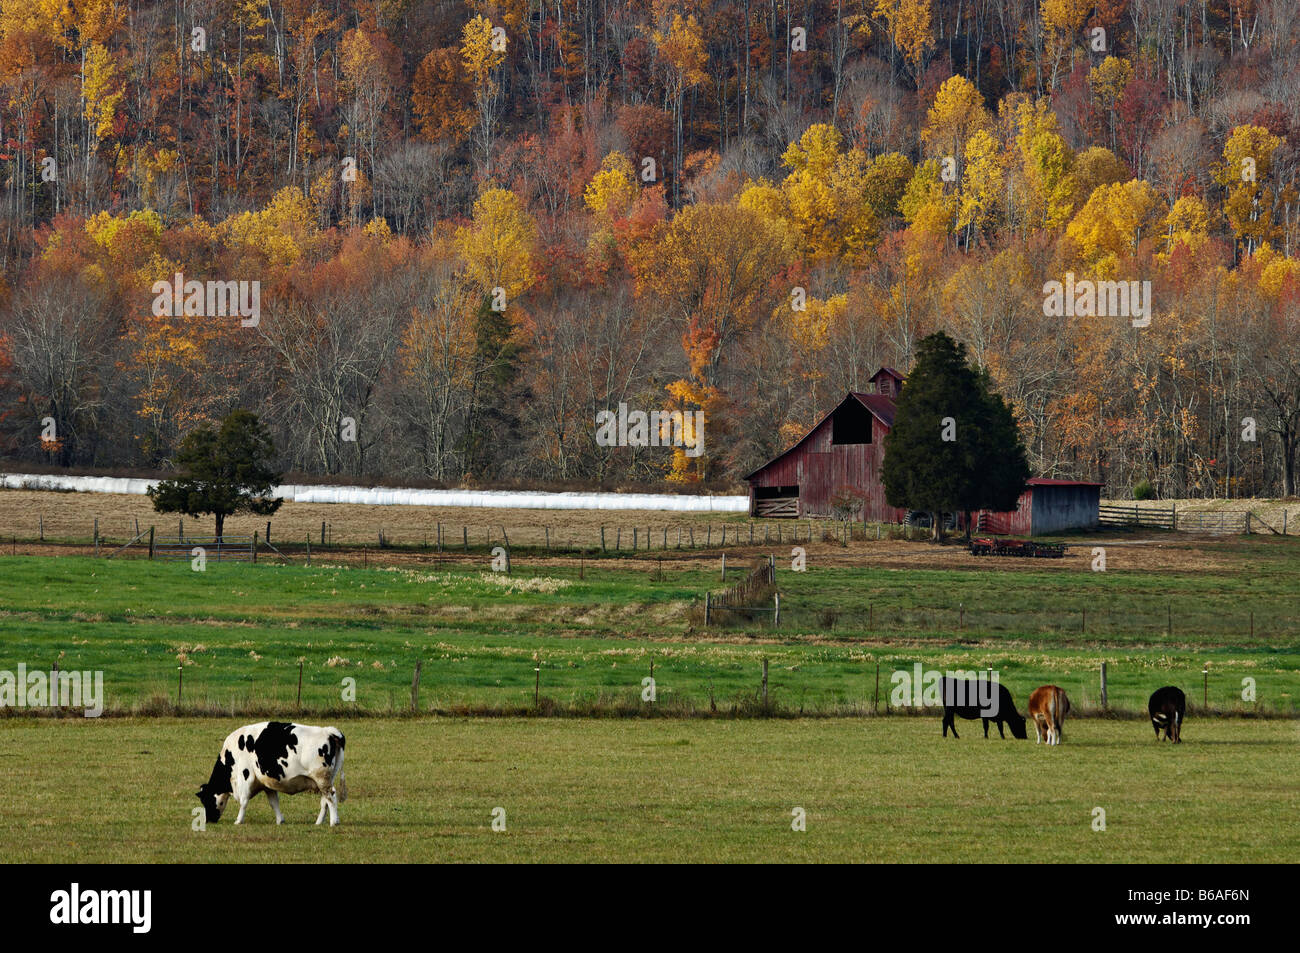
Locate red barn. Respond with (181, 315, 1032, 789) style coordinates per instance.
(744, 367, 1102, 534)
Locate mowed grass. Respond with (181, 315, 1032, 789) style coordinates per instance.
(1, 717, 1296, 863)
(2, 553, 1299, 714)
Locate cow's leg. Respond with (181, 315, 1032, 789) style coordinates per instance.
(234, 796, 249, 824)
(1033, 717, 1042, 744)
(266, 791, 284, 824)
(323, 786, 340, 826)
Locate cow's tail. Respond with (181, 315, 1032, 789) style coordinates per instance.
(334, 731, 348, 802)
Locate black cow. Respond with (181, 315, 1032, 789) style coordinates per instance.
(1148, 686, 1186, 743)
(939, 677, 1028, 739)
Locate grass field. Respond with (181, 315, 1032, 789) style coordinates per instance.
(3, 491, 1299, 865)
(2, 537, 1299, 715)
(1, 716, 1295, 863)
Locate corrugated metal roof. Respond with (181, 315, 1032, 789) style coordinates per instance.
(849, 392, 897, 428)
(1026, 477, 1105, 487)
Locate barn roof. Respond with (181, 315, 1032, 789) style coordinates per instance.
(1026, 477, 1105, 487)
(743, 391, 896, 481)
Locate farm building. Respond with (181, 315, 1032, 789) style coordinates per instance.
(743, 367, 1102, 534)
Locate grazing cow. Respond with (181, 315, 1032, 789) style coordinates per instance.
(196, 722, 347, 825)
(1148, 686, 1186, 743)
(1027, 685, 1070, 745)
(939, 677, 1028, 739)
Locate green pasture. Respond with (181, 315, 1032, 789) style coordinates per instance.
(0, 549, 1297, 715)
(1, 717, 1296, 863)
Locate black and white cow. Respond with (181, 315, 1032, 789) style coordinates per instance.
(197, 722, 346, 826)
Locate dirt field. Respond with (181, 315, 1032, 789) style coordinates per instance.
(0, 487, 756, 550)
(0, 487, 1251, 575)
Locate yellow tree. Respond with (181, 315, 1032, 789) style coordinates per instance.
(454, 187, 539, 302)
(1040, 0, 1092, 89)
(922, 75, 992, 163)
(634, 200, 794, 479)
(1065, 179, 1163, 276)
(650, 13, 707, 206)
(742, 124, 880, 267)
(1011, 99, 1076, 231)
(900, 159, 956, 237)
(873, 0, 934, 82)
(1215, 124, 1285, 256)
(1088, 56, 1132, 152)
(957, 130, 1005, 247)
(584, 151, 639, 221)
(461, 15, 506, 172)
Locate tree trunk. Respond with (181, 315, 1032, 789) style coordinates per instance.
(931, 510, 942, 543)
(215, 513, 225, 539)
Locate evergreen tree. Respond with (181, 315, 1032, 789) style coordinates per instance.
(148, 411, 283, 538)
(882, 332, 1029, 540)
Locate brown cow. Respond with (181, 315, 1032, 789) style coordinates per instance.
(1027, 685, 1070, 746)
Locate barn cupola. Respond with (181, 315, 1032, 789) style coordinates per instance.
(869, 367, 905, 399)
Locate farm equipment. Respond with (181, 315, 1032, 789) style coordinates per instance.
(968, 536, 1067, 558)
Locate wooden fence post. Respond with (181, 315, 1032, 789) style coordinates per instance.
(1100, 661, 1108, 710)
(148, 526, 155, 560)
(463, 526, 468, 552)
(1172, 503, 1177, 532)
(411, 659, 423, 712)
(94, 518, 99, 557)
(600, 526, 606, 551)
(721, 553, 726, 581)
(773, 591, 780, 627)
(704, 592, 711, 626)
(253, 531, 258, 564)
(306, 536, 311, 567)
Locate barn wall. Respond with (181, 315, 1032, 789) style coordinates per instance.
(969, 491, 1033, 536)
(747, 405, 905, 522)
(1029, 485, 1100, 534)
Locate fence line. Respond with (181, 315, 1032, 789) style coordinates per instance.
(4, 515, 932, 554)
(1099, 503, 1294, 535)
(152, 535, 255, 562)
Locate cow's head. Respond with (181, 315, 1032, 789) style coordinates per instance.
(1007, 709, 1029, 740)
(197, 752, 234, 823)
(196, 784, 230, 823)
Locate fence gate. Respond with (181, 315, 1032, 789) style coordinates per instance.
(152, 536, 254, 562)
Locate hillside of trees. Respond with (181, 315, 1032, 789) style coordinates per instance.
(1, 0, 1298, 498)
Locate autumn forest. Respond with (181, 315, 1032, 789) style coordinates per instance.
(1, 0, 1299, 498)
